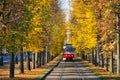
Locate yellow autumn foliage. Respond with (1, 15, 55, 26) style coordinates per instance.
(22, 0, 65, 56)
(71, 1, 97, 53)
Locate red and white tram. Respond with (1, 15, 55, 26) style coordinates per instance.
(63, 44, 75, 61)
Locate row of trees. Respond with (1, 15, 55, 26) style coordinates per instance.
(71, 0, 120, 76)
(0, 0, 65, 78)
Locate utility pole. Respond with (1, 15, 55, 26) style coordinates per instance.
(116, 2, 120, 76)
(117, 10, 120, 76)
(45, 36, 48, 64)
(65, 0, 71, 44)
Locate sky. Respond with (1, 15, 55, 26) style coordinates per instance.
(58, 0, 72, 22)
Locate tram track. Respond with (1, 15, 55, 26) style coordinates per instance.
(59, 60, 65, 80)
(73, 60, 84, 80)
(58, 60, 84, 80)
(44, 59, 100, 80)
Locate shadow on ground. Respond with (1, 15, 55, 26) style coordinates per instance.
(83, 60, 120, 80)
(0, 77, 35, 80)
(99, 77, 120, 80)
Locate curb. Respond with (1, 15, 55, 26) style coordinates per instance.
(36, 58, 62, 80)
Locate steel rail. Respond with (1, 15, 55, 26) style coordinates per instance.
(59, 61, 65, 80)
(58, 60, 85, 80)
(73, 61, 84, 80)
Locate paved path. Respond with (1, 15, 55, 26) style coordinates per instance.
(44, 59, 101, 80)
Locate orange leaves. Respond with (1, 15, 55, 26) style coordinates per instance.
(85, 0, 119, 56)
(97, 1, 117, 54)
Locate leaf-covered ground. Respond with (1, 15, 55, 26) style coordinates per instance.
(0, 56, 61, 80)
(83, 60, 120, 80)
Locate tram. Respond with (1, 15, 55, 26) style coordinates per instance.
(63, 44, 75, 61)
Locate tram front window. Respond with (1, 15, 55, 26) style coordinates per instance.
(65, 47, 74, 52)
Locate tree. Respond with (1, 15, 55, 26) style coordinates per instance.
(0, 0, 65, 77)
(0, 0, 24, 78)
(110, 1, 120, 75)
(71, 1, 97, 56)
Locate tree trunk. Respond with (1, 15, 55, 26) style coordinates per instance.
(41, 52, 43, 65)
(9, 52, 14, 78)
(47, 52, 50, 63)
(35, 53, 38, 68)
(117, 13, 120, 76)
(81, 53, 85, 60)
(94, 49, 97, 66)
(85, 55, 87, 60)
(110, 52, 114, 73)
(105, 58, 109, 71)
(15, 55, 18, 64)
(43, 51, 45, 65)
(20, 47, 24, 73)
(44, 51, 46, 64)
(97, 44, 101, 66)
(101, 54, 104, 67)
(88, 54, 91, 63)
(38, 53, 41, 67)
(91, 49, 94, 64)
(32, 53, 35, 69)
(45, 45, 48, 64)
(0, 52, 3, 66)
(26, 52, 31, 70)
(49, 53, 52, 61)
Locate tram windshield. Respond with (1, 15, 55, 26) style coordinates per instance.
(65, 47, 75, 52)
